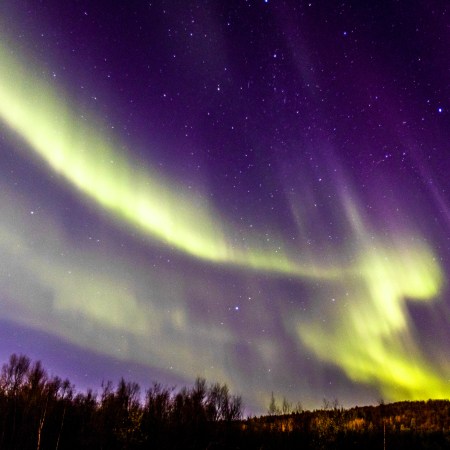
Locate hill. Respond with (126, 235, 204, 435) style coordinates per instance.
(243, 399, 450, 449)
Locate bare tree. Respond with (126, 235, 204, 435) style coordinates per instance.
(268, 392, 280, 416)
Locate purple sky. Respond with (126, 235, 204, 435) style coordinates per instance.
(0, 1, 449, 414)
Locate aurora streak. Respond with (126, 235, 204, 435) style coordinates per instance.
(0, 1, 449, 412)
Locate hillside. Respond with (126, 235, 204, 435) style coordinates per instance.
(243, 399, 450, 449)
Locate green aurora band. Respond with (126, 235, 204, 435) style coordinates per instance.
(0, 38, 449, 405)
(0, 40, 340, 280)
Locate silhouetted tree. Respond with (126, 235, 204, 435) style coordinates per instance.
(268, 392, 280, 416)
(2, 353, 448, 450)
(0, 354, 30, 449)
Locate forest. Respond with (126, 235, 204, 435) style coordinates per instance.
(1, 354, 449, 449)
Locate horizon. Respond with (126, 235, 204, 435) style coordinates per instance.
(2, 351, 449, 419)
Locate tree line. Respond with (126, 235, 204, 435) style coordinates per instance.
(247, 398, 450, 449)
(1, 353, 449, 449)
(0, 354, 242, 449)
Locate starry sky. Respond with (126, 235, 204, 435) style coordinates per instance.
(0, 0, 449, 414)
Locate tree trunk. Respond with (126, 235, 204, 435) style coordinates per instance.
(55, 405, 66, 450)
(36, 395, 48, 450)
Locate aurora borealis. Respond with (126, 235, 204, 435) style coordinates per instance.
(0, 1, 449, 413)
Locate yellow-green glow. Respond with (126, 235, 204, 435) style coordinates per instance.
(0, 43, 221, 260)
(0, 40, 341, 280)
(0, 36, 448, 407)
(0, 187, 238, 389)
(295, 228, 448, 400)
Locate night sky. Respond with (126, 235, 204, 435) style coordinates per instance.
(0, 0, 449, 414)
